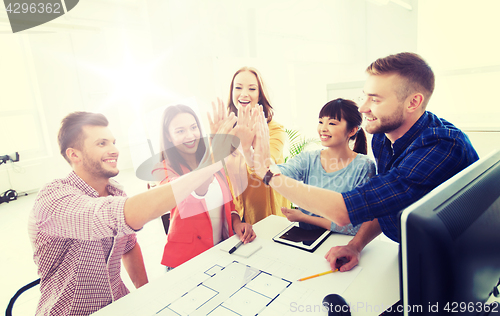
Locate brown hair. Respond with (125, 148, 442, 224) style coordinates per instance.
(58, 111, 109, 164)
(227, 66, 274, 123)
(366, 52, 435, 108)
(319, 98, 367, 155)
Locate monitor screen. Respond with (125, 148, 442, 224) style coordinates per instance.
(400, 149, 500, 316)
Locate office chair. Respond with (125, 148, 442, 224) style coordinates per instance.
(5, 278, 40, 316)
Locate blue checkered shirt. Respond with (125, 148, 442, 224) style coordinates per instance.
(342, 111, 479, 242)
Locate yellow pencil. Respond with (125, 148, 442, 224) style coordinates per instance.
(298, 269, 338, 281)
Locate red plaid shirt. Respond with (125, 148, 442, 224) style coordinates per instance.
(28, 172, 138, 316)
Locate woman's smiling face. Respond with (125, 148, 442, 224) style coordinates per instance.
(167, 112, 201, 157)
(232, 70, 260, 111)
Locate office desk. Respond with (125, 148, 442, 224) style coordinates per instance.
(93, 215, 399, 316)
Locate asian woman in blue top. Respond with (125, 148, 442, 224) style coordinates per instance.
(277, 98, 376, 235)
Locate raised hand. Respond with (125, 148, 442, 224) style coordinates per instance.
(207, 97, 228, 136)
(253, 107, 272, 179)
(236, 105, 259, 151)
(199, 112, 239, 169)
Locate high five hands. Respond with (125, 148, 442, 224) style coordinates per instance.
(253, 108, 273, 179)
(236, 102, 260, 151)
(207, 98, 261, 164)
(207, 98, 260, 150)
(201, 99, 239, 169)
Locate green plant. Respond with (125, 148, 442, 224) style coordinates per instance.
(284, 129, 319, 163)
(283, 128, 319, 208)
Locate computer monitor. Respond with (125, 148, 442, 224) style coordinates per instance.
(400, 149, 500, 316)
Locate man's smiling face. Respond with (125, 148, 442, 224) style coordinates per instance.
(80, 125, 120, 179)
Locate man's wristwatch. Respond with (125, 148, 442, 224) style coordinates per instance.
(262, 164, 281, 185)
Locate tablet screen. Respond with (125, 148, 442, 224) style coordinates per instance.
(273, 223, 331, 252)
(278, 226, 326, 245)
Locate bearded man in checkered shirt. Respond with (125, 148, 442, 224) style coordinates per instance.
(29, 111, 237, 315)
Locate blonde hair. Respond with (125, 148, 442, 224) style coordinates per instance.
(367, 52, 435, 108)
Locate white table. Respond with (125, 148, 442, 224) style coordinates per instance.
(93, 215, 399, 316)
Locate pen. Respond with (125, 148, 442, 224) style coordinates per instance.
(298, 269, 338, 281)
(229, 240, 243, 254)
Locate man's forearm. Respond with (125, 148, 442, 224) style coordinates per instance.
(122, 243, 148, 289)
(124, 161, 222, 230)
(267, 174, 351, 226)
(300, 214, 332, 231)
(348, 219, 382, 253)
(254, 114, 349, 227)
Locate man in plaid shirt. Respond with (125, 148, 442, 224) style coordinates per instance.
(29, 111, 236, 315)
(253, 52, 479, 273)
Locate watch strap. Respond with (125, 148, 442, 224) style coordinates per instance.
(262, 169, 274, 185)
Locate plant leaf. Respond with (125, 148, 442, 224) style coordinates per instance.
(284, 129, 319, 161)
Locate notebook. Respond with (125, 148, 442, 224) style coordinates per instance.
(220, 236, 263, 258)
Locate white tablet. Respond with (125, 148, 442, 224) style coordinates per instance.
(272, 222, 331, 252)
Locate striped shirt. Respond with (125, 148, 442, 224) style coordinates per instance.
(342, 111, 479, 242)
(28, 172, 138, 315)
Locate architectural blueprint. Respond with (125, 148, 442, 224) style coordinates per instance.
(155, 261, 292, 316)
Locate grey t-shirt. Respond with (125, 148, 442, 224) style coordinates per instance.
(277, 149, 376, 235)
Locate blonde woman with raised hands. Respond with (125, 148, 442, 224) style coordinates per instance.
(208, 66, 288, 225)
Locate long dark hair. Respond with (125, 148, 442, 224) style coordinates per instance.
(159, 105, 206, 176)
(227, 66, 273, 123)
(319, 98, 367, 155)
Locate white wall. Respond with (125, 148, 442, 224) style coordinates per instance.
(143, 0, 418, 139)
(0, 1, 155, 193)
(2, 0, 498, 195)
(417, 0, 500, 158)
(0, 0, 418, 193)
